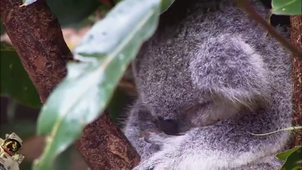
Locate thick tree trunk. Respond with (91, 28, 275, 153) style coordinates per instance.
(0, 0, 140, 169)
(291, 16, 302, 146)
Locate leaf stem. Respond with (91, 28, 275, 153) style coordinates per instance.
(249, 126, 302, 136)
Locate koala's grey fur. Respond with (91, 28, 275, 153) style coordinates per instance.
(123, 0, 292, 169)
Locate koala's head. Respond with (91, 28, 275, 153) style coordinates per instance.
(133, 43, 223, 134)
(132, 34, 261, 134)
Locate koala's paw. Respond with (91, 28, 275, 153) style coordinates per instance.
(133, 150, 176, 170)
(144, 132, 168, 146)
(134, 135, 185, 170)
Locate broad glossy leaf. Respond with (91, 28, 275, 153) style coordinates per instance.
(277, 146, 302, 170)
(272, 0, 302, 15)
(33, 0, 161, 169)
(46, 0, 102, 27)
(0, 42, 42, 108)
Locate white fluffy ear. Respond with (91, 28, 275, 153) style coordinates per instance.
(189, 34, 271, 111)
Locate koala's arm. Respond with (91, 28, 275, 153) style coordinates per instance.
(123, 100, 163, 159)
(190, 34, 271, 113)
(134, 120, 290, 170)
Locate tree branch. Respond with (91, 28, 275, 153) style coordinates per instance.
(290, 15, 302, 147)
(0, 0, 72, 103)
(237, 0, 302, 60)
(0, 0, 140, 169)
(75, 112, 140, 169)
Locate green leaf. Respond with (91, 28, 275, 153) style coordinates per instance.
(33, 0, 161, 169)
(161, 0, 174, 13)
(277, 146, 302, 170)
(46, 0, 103, 27)
(277, 146, 301, 161)
(0, 42, 42, 108)
(21, 0, 37, 6)
(272, 0, 302, 15)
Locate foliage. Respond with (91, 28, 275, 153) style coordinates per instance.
(277, 146, 302, 170)
(0, 0, 300, 169)
(0, 42, 41, 108)
(271, 0, 302, 15)
(21, 0, 37, 6)
(45, 0, 103, 27)
(33, 0, 162, 169)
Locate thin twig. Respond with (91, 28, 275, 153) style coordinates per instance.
(236, 0, 302, 60)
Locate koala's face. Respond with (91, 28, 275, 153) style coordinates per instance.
(133, 41, 244, 134)
(134, 52, 215, 133)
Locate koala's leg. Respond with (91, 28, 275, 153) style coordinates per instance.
(123, 100, 162, 159)
(133, 110, 291, 170)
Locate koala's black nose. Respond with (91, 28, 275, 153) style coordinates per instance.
(157, 116, 179, 135)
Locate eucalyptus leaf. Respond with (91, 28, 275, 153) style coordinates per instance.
(277, 146, 302, 170)
(46, 0, 103, 27)
(0, 42, 42, 108)
(21, 0, 37, 6)
(277, 146, 301, 161)
(272, 0, 302, 15)
(161, 0, 175, 13)
(33, 0, 161, 169)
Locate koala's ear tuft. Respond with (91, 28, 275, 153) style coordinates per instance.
(189, 34, 271, 111)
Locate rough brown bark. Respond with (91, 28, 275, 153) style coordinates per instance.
(75, 112, 140, 169)
(0, 0, 140, 169)
(291, 16, 302, 146)
(0, 0, 72, 103)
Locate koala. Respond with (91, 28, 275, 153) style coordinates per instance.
(123, 0, 292, 169)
